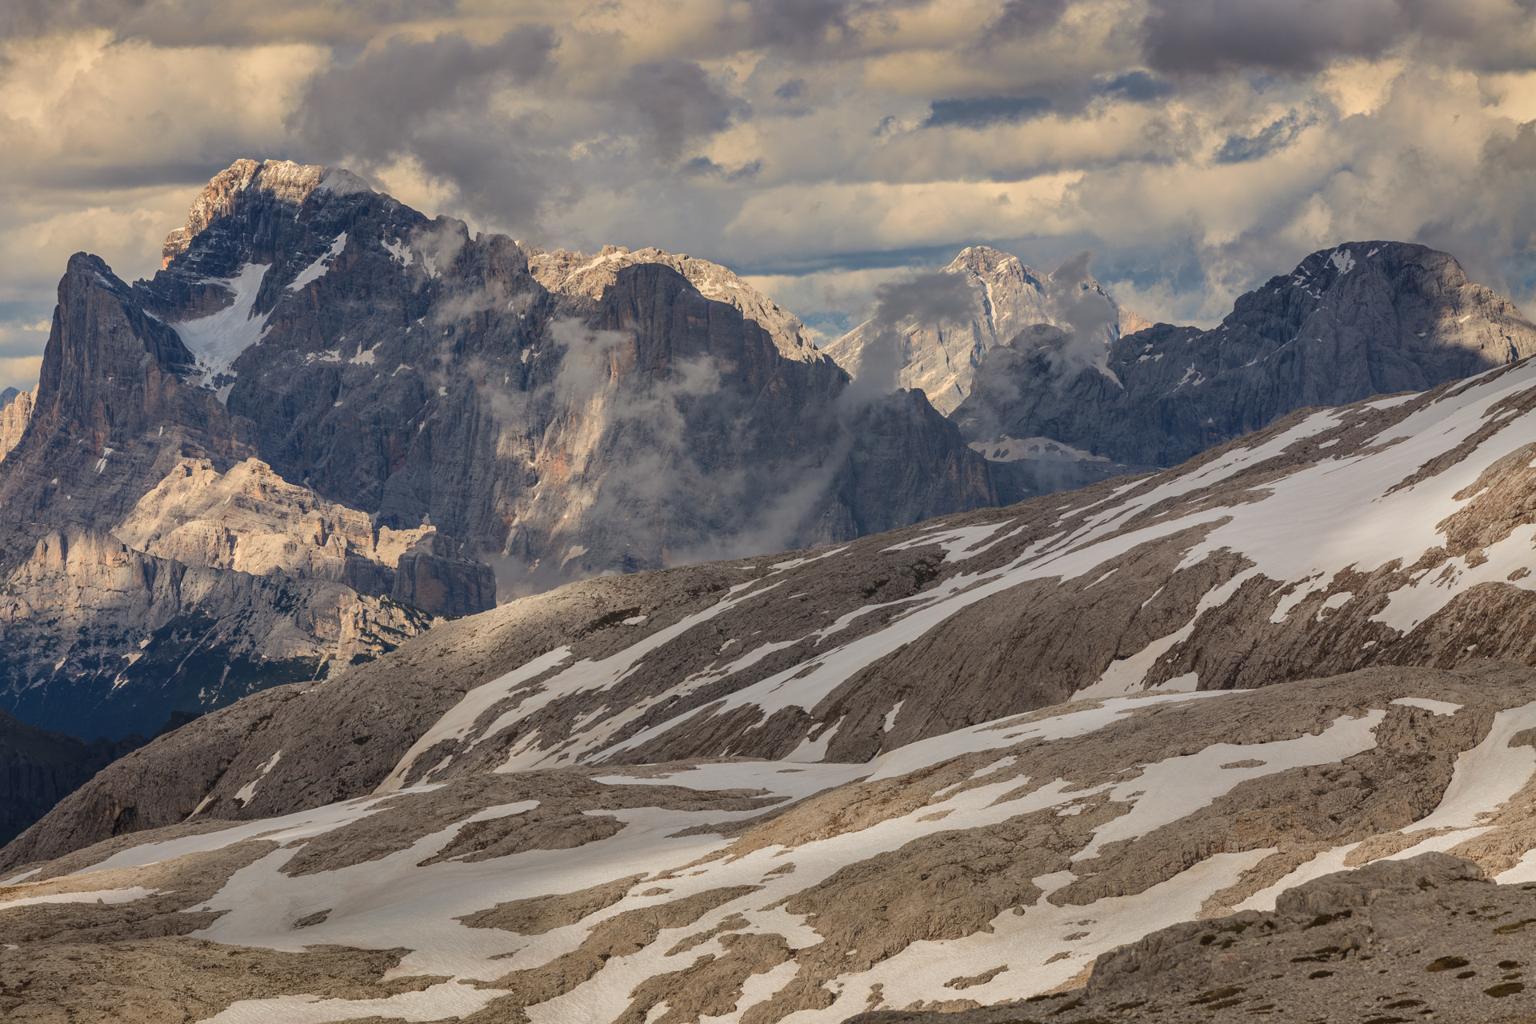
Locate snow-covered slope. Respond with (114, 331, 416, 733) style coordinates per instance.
(8, 665, 1536, 1022)
(23, 348, 1536, 839)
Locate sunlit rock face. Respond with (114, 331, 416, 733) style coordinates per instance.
(823, 244, 1124, 417)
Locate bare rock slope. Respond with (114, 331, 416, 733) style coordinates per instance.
(24, 341, 1536, 846)
(855, 853, 1536, 1024)
(11, 344, 1536, 1019)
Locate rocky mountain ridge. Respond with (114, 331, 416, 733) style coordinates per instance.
(955, 240, 1536, 479)
(0, 158, 995, 740)
(823, 245, 1125, 416)
(24, 340, 1536, 840)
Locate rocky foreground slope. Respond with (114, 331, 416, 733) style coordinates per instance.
(0, 158, 993, 739)
(7, 664, 1536, 1022)
(858, 852, 1536, 1023)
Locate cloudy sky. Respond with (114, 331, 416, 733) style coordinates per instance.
(3, 0, 1536, 390)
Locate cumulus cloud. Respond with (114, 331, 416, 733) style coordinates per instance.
(619, 60, 741, 159)
(4, 0, 1536, 394)
(987, 0, 1071, 39)
(290, 26, 561, 231)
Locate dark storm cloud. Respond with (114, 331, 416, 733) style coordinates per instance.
(1143, 0, 1405, 74)
(620, 60, 742, 159)
(923, 95, 1053, 128)
(1100, 70, 1176, 103)
(682, 157, 764, 182)
(740, 0, 861, 52)
(987, 0, 1070, 39)
(290, 26, 561, 230)
(294, 26, 557, 155)
(775, 78, 807, 100)
(1214, 111, 1314, 164)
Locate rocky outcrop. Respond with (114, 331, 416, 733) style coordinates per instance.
(823, 245, 1124, 415)
(113, 457, 436, 593)
(955, 241, 1536, 472)
(528, 244, 822, 363)
(0, 387, 32, 462)
(0, 529, 427, 738)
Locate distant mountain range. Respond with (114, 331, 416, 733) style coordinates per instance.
(1, 158, 1533, 747)
(0, 160, 991, 739)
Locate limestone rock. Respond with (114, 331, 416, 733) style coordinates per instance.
(0, 387, 32, 462)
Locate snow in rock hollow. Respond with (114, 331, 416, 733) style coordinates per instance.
(287, 234, 347, 291)
(172, 262, 272, 399)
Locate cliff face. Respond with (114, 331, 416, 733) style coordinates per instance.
(0, 387, 32, 462)
(0, 159, 995, 738)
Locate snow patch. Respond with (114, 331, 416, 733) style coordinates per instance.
(173, 263, 273, 400)
(287, 233, 348, 291)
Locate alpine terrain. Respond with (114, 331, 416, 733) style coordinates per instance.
(827, 241, 1536, 501)
(0, 159, 995, 742)
(14, 329, 1536, 1020)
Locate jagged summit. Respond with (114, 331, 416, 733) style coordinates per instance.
(0, 155, 995, 741)
(954, 238, 1536, 487)
(945, 243, 1026, 273)
(160, 158, 373, 267)
(822, 243, 1122, 416)
(527, 243, 824, 362)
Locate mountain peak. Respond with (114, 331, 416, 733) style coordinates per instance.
(160, 158, 373, 267)
(946, 244, 1026, 276)
(526, 243, 823, 362)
